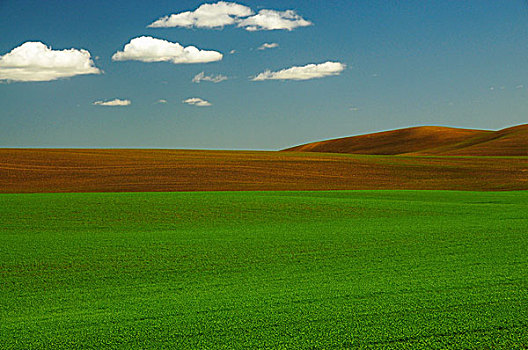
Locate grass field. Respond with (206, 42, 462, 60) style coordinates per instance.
(1, 190, 527, 348)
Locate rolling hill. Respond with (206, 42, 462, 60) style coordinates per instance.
(283, 124, 528, 156)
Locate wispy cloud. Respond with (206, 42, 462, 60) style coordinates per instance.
(112, 36, 222, 64)
(238, 9, 312, 31)
(257, 42, 279, 50)
(157, 99, 167, 104)
(93, 98, 131, 106)
(0, 41, 100, 82)
(252, 61, 345, 81)
(148, 2, 311, 31)
(192, 71, 228, 83)
(183, 97, 212, 107)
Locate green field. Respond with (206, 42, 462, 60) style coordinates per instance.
(1, 191, 527, 348)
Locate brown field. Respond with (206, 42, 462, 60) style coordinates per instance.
(0, 148, 526, 193)
(284, 124, 528, 156)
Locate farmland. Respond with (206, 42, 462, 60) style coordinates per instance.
(1, 149, 527, 193)
(1, 190, 527, 348)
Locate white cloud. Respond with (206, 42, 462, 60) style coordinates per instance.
(238, 9, 312, 31)
(157, 99, 167, 103)
(252, 61, 345, 81)
(192, 71, 228, 83)
(229, 49, 237, 54)
(148, 2, 311, 31)
(257, 42, 279, 50)
(516, 84, 524, 89)
(112, 36, 222, 64)
(148, 1, 253, 29)
(349, 107, 360, 111)
(183, 97, 212, 107)
(93, 99, 131, 106)
(0, 41, 101, 82)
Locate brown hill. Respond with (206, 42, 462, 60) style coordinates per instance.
(283, 124, 528, 156)
(416, 124, 528, 156)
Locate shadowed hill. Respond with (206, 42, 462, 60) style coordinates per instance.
(283, 124, 528, 156)
(416, 124, 528, 156)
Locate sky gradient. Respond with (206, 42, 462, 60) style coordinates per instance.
(1, 0, 527, 149)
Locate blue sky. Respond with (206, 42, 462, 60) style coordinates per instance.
(1, 0, 527, 149)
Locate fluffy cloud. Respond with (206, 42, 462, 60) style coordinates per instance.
(183, 97, 212, 107)
(112, 36, 222, 64)
(238, 10, 312, 31)
(0, 41, 100, 82)
(148, 2, 311, 31)
(252, 61, 345, 81)
(257, 42, 279, 50)
(192, 71, 228, 83)
(93, 99, 131, 106)
(148, 1, 253, 29)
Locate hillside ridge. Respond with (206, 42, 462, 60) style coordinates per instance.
(283, 124, 528, 156)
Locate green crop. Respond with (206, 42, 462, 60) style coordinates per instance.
(1, 191, 527, 348)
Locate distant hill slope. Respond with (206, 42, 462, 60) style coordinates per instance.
(283, 124, 528, 156)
